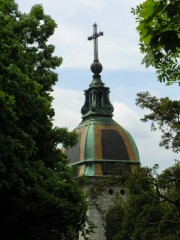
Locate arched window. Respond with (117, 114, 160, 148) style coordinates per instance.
(99, 91, 103, 107)
(89, 92, 93, 107)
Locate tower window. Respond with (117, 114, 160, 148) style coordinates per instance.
(99, 91, 103, 108)
(120, 189, 126, 195)
(89, 90, 97, 108)
(89, 92, 93, 107)
(108, 189, 114, 195)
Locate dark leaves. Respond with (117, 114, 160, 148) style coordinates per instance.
(132, 0, 180, 85)
(0, 1, 89, 239)
(136, 92, 180, 153)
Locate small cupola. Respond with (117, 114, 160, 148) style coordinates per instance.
(81, 23, 114, 120)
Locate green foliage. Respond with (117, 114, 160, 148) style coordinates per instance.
(132, 0, 180, 85)
(132, 0, 180, 154)
(105, 198, 125, 240)
(136, 92, 180, 153)
(92, 163, 180, 240)
(0, 0, 89, 239)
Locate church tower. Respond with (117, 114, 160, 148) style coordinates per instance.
(63, 24, 140, 239)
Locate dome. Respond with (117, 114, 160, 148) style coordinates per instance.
(62, 23, 140, 177)
(63, 117, 139, 177)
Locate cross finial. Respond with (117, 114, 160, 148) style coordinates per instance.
(88, 23, 103, 62)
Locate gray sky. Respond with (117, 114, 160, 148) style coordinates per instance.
(16, 0, 179, 172)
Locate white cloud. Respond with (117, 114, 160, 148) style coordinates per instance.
(113, 101, 149, 139)
(77, 0, 104, 9)
(52, 87, 83, 130)
(16, 0, 145, 70)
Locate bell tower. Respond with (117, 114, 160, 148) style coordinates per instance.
(63, 24, 140, 239)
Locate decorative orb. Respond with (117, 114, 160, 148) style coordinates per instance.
(90, 61, 103, 74)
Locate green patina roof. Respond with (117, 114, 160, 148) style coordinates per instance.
(77, 117, 140, 162)
(64, 117, 140, 177)
(81, 74, 114, 121)
(63, 63, 140, 177)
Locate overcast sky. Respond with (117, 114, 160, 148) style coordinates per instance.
(16, 0, 179, 172)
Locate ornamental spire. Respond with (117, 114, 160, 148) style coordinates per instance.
(88, 23, 103, 62)
(88, 23, 103, 77)
(81, 24, 114, 120)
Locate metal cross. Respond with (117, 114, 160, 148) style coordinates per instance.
(88, 23, 103, 62)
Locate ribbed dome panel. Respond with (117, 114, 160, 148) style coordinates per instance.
(63, 117, 139, 177)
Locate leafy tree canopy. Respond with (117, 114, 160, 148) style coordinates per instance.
(132, 0, 180, 85)
(0, 0, 90, 239)
(90, 163, 180, 240)
(136, 92, 180, 153)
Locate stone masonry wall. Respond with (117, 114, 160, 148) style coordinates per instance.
(79, 179, 126, 240)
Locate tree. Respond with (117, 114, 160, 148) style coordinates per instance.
(0, 0, 89, 239)
(90, 163, 180, 240)
(105, 197, 125, 240)
(132, 0, 180, 153)
(98, 1, 180, 238)
(136, 92, 180, 153)
(132, 0, 180, 85)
